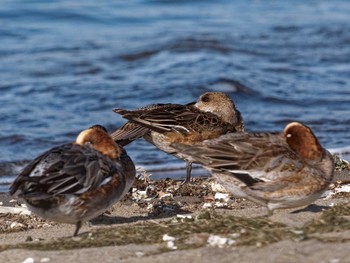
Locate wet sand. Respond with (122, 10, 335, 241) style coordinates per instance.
(0, 173, 350, 263)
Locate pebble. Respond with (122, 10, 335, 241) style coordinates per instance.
(175, 214, 194, 222)
(214, 193, 230, 202)
(10, 222, 25, 228)
(162, 234, 177, 250)
(160, 193, 174, 201)
(211, 182, 228, 193)
(40, 258, 51, 263)
(207, 234, 235, 247)
(163, 234, 175, 242)
(22, 258, 34, 263)
(202, 203, 212, 209)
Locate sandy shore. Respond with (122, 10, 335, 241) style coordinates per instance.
(0, 172, 350, 263)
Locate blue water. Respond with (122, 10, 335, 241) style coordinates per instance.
(1, 0, 350, 192)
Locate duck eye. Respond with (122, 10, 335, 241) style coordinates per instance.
(87, 141, 93, 145)
(201, 95, 209, 102)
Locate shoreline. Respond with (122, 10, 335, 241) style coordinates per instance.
(0, 171, 350, 262)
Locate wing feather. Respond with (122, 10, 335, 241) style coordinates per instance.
(172, 132, 302, 185)
(10, 143, 117, 199)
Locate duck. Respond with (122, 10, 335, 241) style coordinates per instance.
(170, 122, 334, 214)
(10, 124, 135, 236)
(111, 92, 244, 183)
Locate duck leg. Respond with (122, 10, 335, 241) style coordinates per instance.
(184, 161, 192, 184)
(73, 221, 82, 236)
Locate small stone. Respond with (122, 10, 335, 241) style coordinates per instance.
(176, 214, 194, 222)
(202, 203, 212, 209)
(207, 234, 235, 247)
(214, 201, 228, 208)
(211, 182, 228, 192)
(163, 234, 175, 241)
(40, 258, 51, 263)
(290, 230, 304, 235)
(163, 234, 177, 250)
(160, 193, 174, 201)
(214, 193, 230, 202)
(10, 222, 25, 228)
(26, 236, 33, 242)
(135, 252, 144, 258)
(22, 258, 34, 263)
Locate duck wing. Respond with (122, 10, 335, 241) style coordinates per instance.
(10, 143, 117, 199)
(113, 104, 234, 135)
(171, 132, 303, 185)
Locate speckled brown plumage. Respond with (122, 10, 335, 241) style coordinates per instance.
(111, 92, 244, 183)
(171, 122, 334, 214)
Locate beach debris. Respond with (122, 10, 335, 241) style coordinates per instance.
(0, 212, 56, 233)
(132, 189, 148, 201)
(135, 251, 145, 258)
(214, 192, 230, 202)
(333, 155, 350, 171)
(163, 234, 177, 250)
(40, 258, 51, 263)
(22, 258, 34, 263)
(202, 202, 212, 209)
(147, 200, 183, 216)
(0, 206, 31, 215)
(322, 183, 350, 199)
(214, 201, 229, 208)
(211, 182, 228, 193)
(207, 234, 236, 247)
(172, 214, 194, 223)
(159, 193, 174, 201)
(10, 221, 25, 229)
(135, 166, 152, 182)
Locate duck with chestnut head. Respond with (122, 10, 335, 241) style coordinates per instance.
(10, 125, 135, 236)
(171, 122, 334, 215)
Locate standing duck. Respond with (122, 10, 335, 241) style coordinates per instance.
(111, 92, 244, 183)
(171, 122, 334, 214)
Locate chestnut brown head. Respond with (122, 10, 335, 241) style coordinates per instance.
(284, 122, 323, 160)
(76, 125, 121, 159)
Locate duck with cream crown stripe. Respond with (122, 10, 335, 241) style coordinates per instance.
(111, 92, 244, 184)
